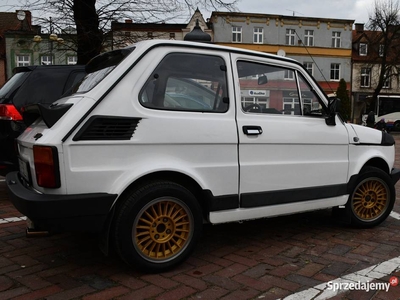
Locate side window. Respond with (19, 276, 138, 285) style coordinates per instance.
(237, 61, 300, 115)
(140, 53, 228, 112)
(297, 73, 325, 116)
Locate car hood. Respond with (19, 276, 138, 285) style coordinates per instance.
(345, 123, 394, 146)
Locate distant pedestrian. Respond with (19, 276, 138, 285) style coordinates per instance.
(366, 111, 375, 128)
(374, 118, 387, 132)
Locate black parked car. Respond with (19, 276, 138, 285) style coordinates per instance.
(0, 65, 86, 176)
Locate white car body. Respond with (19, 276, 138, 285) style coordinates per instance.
(7, 40, 400, 271)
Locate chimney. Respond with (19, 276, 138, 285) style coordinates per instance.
(355, 23, 364, 32)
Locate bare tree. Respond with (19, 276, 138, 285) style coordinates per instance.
(8, 0, 238, 64)
(367, 0, 400, 107)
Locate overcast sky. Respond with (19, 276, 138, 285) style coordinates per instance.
(1, 0, 375, 25)
(232, 0, 374, 24)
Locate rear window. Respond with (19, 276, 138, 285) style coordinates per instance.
(0, 71, 30, 104)
(11, 69, 75, 110)
(76, 47, 135, 93)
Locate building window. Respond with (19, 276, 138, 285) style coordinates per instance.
(237, 60, 301, 115)
(379, 44, 384, 57)
(41, 55, 53, 65)
(284, 69, 295, 80)
(332, 31, 341, 48)
(286, 29, 296, 45)
(330, 63, 340, 81)
(232, 26, 242, 43)
(67, 56, 77, 65)
(16, 55, 30, 66)
(304, 30, 314, 46)
(359, 43, 368, 56)
(303, 62, 313, 75)
(360, 67, 371, 87)
(170, 32, 175, 40)
(383, 73, 391, 88)
(253, 27, 263, 44)
(283, 98, 300, 115)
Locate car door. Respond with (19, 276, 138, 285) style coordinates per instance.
(232, 54, 350, 209)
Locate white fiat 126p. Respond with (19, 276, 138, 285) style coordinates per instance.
(6, 40, 400, 272)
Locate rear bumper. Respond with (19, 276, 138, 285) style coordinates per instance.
(6, 171, 117, 232)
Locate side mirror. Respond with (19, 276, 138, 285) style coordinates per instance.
(325, 97, 341, 126)
(258, 75, 268, 85)
(328, 97, 341, 114)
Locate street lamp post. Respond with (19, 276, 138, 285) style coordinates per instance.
(32, 17, 64, 65)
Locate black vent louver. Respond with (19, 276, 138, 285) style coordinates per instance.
(73, 116, 141, 141)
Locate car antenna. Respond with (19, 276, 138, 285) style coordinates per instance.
(286, 9, 304, 17)
(294, 30, 336, 95)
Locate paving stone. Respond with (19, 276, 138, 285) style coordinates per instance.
(192, 286, 229, 300)
(0, 275, 14, 292)
(1, 134, 400, 300)
(141, 273, 180, 289)
(154, 285, 196, 300)
(82, 286, 130, 300)
(11, 286, 63, 300)
(172, 273, 208, 290)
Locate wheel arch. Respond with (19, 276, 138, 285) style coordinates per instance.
(347, 156, 390, 195)
(362, 157, 390, 174)
(114, 171, 209, 219)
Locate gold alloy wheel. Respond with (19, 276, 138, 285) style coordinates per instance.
(133, 198, 192, 262)
(352, 178, 389, 221)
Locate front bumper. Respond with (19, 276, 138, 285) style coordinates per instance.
(391, 168, 400, 185)
(6, 171, 117, 232)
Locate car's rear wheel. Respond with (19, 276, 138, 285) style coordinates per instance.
(346, 166, 395, 228)
(113, 181, 202, 272)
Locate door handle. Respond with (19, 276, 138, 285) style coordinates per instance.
(243, 125, 263, 135)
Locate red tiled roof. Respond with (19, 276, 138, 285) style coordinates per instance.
(0, 11, 33, 56)
(0, 10, 33, 34)
(0, 12, 24, 33)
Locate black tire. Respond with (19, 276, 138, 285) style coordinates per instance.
(113, 181, 202, 272)
(346, 166, 395, 228)
(393, 121, 400, 132)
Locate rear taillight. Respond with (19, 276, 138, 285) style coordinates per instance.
(0, 104, 23, 121)
(33, 145, 60, 188)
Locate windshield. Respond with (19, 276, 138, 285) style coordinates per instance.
(0, 71, 30, 103)
(75, 47, 135, 93)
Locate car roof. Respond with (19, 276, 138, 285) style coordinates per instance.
(132, 39, 298, 64)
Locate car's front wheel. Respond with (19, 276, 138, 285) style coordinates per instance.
(113, 181, 202, 272)
(393, 120, 400, 131)
(346, 166, 395, 228)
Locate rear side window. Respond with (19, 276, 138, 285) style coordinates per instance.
(139, 53, 229, 112)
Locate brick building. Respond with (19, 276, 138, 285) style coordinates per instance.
(0, 10, 35, 86)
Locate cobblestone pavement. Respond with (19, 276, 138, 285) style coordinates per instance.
(1, 135, 400, 300)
